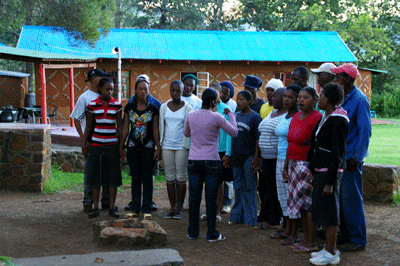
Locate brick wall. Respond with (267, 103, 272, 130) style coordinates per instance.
(0, 123, 51, 192)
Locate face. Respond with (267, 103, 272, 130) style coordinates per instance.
(183, 78, 196, 97)
(244, 86, 256, 99)
(221, 86, 230, 102)
(271, 90, 283, 109)
(334, 73, 350, 87)
(100, 82, 114, 101)
(91, 76, 102, 87)
(317, 72, 334, 88)
(170, 83, 183, 101)
(291, 71, 306, 87)
(317, 90, 329, 111)
(236, 93, 251, 111)
(297, 90, 316, 112)
(136, 81, 149, 101)
(266, 87, 275, 103)
(283, 89, 298, 110)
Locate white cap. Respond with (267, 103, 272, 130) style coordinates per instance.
(136, 74, 150, 84)
(311, 63, 336, 75)
(265, 78, 284, 91)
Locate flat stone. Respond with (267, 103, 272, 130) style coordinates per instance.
(12, 249, 184, 266)
(99, 227, 150, 246)
(93, 218, 142, 242)
(11, 155, 30, 166)
(10, 134, 27, 152)
(26, 164, 43, 175)
(61, 162, 73, 172)
(141, 220, 168, 246)
(27, 143, 45, 152)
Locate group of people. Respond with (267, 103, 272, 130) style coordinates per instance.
(71, 61, 371, 265)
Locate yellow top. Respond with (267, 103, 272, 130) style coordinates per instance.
(260, 103, 274, 120)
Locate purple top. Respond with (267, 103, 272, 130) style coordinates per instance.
(184, 109, 238, 160)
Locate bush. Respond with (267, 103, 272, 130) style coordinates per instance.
(371, 88, 400, 117)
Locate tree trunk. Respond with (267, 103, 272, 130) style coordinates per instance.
(115, 0, 121, 28)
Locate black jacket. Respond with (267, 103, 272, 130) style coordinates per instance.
(307, 115, 349, 186)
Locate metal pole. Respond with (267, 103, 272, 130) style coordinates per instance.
(39, 64, 47, 124)
(69, 68, 75, 127)
(117, 50, 122, 102)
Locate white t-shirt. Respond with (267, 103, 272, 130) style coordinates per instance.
(225, 98, 237, 112)
(182, 94, 202, 110)
(70, 89, 99, 134)
(162, 106, 185, 150)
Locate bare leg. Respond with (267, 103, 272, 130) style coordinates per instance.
(282, 217, 291, 237)
(289, 218, 299, 240)
(108, 187, 117, 209)
(325, 226, 338, 255)
(92, 187, 100, 209)
(166, 182, 177, 212)
(176, 182, 186, 212)
(307, 210, 317, 248)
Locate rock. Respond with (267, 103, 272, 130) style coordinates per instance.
(141, 220, 168, 246)
(99, 227, 150, 246)
(362, 164, 400, 202)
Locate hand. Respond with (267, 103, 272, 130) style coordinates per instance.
(154, 149, 161, 161)
(282, 169, 289, 183)
(321, 184, 333, 197)
(251, 156, 262, 172)
(119, 147, 126, 160)
(347, 158, 359, 172)
(82, 142, 90, 156)
(222, 155, 231, 168)
(223, 108, 231, 115)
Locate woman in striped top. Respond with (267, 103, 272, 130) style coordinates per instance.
(82, 77, 123, 219)
(256, 87, 286, 229)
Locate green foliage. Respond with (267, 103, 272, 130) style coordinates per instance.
(392, 190, 400, 207)
(0, 256, 17, 266)
(371, 88, 400, 117)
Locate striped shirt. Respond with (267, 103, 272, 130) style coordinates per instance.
(258, 111, 285, 159)
(88, 96, 122, 146)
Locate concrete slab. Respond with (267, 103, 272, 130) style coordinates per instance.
(12, 249, 184, 266)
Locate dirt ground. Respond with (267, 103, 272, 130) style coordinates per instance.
(1, 185, 400, 266)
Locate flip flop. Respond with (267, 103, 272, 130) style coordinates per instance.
(292, 245, 319, 253)
(270, 230, 288, 239)
(216, 215, 222, 223)
(281, 237, 300, 246)
(200, 214, 207, 222)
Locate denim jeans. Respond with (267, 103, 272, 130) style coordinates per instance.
(127, 147, 155, 214)
(222, 181, 233, 207)
(187, 160, 222, 240)
(230, 156, 257, 226)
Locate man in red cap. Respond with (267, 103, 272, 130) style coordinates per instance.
(331, 63, 371, 252)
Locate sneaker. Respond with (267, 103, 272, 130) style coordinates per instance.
(311, 247, 341, 258)
(208, 234, 226, 243)
(151, 201, 158, 212)
(108, 208, 120, 218)
(88, 208, 100, 219)
(309, 251, 340, 265)
(83, 204, 93, 213)
(164, 211, 175, 219)
(173, 211, 183, 220)
(187, 234, 197, 240)
(221, 206, 231, 214)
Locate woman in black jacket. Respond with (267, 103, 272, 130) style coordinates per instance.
(307, 83, 349, 265)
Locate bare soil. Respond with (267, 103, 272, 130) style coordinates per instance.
(1, 185, 399, 266)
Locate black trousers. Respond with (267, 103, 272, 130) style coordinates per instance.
(260, 158, 282, 225)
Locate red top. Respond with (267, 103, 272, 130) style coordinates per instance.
(287, 110, 322, 161)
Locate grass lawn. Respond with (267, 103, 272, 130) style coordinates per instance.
(364, 124, 400, 165)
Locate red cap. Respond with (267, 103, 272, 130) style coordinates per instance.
(331, 63, 359, 80)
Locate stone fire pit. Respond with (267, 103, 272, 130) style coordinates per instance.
(93, 218, 167, 246)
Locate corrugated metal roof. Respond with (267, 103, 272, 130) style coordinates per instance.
(0, 43, 6, 46)
(0, 45, 96, 60)
(358, 67, 387, 74)
(0, 70, 31, 78)
(17, 25, 357, 62)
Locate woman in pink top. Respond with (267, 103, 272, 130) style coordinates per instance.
(283, 87, 322, 251)
(184, 88, 238, 242)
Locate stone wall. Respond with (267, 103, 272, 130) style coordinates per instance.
(0, 123, 51, 192)
(363, 164, 400, 202)
(51, 148, 85, 173)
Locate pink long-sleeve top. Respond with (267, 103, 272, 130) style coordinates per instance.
(184, 109, 238, 160)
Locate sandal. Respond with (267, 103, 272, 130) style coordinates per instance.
(124, 212, 139, 219)
(143, 213, 152, 220)
(270, 230, 288, 239)
(200, 214, 207, 222)
(292, 245, 319, 253)
(258, 223, 277, 230)
(216, 215, 222, 223)
(280, 237, 300, 246)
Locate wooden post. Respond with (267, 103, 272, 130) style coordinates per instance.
(39, 64, 47, 124)
(69, 68, 75, 127)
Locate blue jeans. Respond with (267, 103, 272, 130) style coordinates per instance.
(222, 181, 233, 207)
(340, 162, 367, 246)
(187, 160, 222, 240)
(230, 156, 257, 226)
(127, 147, 155, 214)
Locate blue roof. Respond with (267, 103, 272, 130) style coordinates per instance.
(0, 43, 6, 46)
(17, 25, 357, 62)
(0, 70, 30, 78)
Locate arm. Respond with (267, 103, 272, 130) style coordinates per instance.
(220, 110, 238, 137)
(81, 111, 94, 156)
(184, 114, 191, 137)
(116, 109, 124, 159)
(352, 99, 372, 164)
(252, 140, 262, 172)
(306, 119, 320, 172)
(326, 119, 348, 186)
(153, 114, 161, 161)
(120, 112, 129, 157)
(74, 118, 84, 139)
(282, 150, 289, 183)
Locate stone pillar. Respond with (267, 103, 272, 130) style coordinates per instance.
(362, 164, 400, 202)
(0, 123, 51, 192)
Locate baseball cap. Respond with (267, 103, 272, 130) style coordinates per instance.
(136, 74, 150, 84)
(311, 63, 336, 75)
(86, 69, 110, 82)
(331, 63, 359, 80)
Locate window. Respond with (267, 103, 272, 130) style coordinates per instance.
(109, 71, 130, 100)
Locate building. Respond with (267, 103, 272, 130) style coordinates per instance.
(17, 25, 364, 123)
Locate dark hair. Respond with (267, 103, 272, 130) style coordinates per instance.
(99, 77, 113, 88)
(201, 88, 218, 109)
(300, 86, 319, 99)
(286, 84, 302, 96)
(322, 82, 344, 106)
(210, 83, 222, 92)
(293, 66, 309, 80)
(237, 90, 253, 103)
(170, 80, 184, 91)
